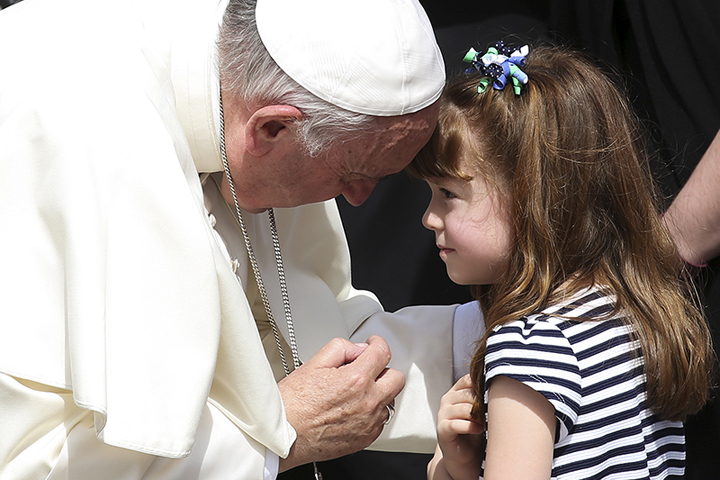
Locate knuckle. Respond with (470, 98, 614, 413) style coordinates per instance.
(375, 340, 392, 360)
(347, 369, 371, 390)
(329, 337, 348, 348)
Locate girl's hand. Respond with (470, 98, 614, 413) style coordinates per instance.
(428, 374, 485, 480)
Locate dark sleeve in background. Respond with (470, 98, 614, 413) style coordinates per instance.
(548, 0, 720, 197)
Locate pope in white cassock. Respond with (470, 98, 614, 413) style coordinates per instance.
(0, 0, 482, 478)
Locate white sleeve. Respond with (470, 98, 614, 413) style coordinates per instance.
(346, 301, 484, 454)
(0, 373, 277, 480)
(350, 304, 455, 454)
(47, 403, 271, 480)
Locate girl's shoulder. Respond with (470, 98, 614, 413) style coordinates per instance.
(536, 285, 616, 323)
(489, 286, 630, 349)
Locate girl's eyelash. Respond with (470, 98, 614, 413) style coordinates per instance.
(440, 188, 456, 199)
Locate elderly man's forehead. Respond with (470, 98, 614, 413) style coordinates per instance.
(334, 108, 438, 174)
(370, 102, 441, 139)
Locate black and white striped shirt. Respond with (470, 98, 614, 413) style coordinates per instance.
(482, 287, 684, 479)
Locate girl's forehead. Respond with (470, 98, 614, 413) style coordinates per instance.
(458, 148, 496, 179)
(457, 156, 478, 173)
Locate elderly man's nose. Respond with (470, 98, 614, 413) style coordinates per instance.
(341, 179, 377, 206)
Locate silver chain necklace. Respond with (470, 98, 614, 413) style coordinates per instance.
(218, 91, 323, 480)
(218, 93, 300, 375)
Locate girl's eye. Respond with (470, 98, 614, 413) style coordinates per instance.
(440, 188, 457, 199)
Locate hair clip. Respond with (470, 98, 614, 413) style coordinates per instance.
(463, 41, 529, 95)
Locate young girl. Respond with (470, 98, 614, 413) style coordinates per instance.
(410, 43, 715, 480)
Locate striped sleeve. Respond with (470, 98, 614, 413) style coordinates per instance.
(484, 318, 581, 440)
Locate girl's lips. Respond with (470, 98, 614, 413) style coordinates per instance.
(438, 247, 455, 258)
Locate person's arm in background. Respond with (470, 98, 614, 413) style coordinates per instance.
(663, 129, 720, 266)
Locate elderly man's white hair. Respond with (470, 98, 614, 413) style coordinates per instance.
(218, 0, 374, 157)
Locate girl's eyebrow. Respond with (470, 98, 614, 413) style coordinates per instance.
(432, 175, 471, 186)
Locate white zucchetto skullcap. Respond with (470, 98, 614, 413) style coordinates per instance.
(255, 0, 446, 116)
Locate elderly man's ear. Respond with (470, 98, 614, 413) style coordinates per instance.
(244, 105, 304, 157)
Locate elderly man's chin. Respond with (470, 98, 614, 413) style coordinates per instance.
(231, 193, 335, 214)
(243, 206, 269, 214)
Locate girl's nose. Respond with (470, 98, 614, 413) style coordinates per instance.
(422, 205, 442, 231)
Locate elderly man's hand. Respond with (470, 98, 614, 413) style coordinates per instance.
(277, 335, 405, 471)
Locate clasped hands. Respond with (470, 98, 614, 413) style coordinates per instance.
(277, 335, 404, 471)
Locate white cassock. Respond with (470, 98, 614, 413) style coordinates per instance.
(0, 0, 482, 478)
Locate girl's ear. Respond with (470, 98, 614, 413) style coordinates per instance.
(244, 105, 304, 157)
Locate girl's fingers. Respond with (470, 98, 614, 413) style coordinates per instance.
(438, 402, 474, 422)
(445, 418, 485, 435)
(453, 374, 473, 390)
(442, 379, 476, 406)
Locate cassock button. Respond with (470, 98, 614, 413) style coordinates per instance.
(208, 213, 217, 227)
(231, 259, 240, 274)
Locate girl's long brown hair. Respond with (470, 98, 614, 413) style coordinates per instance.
(410, 45, 714, 421)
